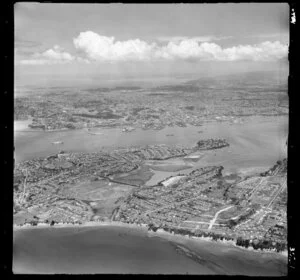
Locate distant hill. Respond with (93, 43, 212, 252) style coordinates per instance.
(149, 71, 288, 94)
(184, 71, 288, 91)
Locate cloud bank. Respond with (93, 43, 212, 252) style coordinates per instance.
(20, 45, 89, 65)
(156, 35, 233, 43)
(19, 31, 288, 65)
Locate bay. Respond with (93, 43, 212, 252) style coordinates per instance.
(13, 225, 287, 275)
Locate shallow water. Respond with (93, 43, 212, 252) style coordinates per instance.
(13, 226, 287, 275)
(13, 226, 214, 274)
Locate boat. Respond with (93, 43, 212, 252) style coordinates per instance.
(51, 141, 64, 145)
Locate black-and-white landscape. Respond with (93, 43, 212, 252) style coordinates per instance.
(14, 3, 289, 275)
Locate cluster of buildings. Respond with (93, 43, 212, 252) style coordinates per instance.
(13, 141, 214, 224)
(14, 81, 288, 132)
(114, 166, 226, 225)
(196, 138, 230, 150)
(114, 160, 287, 247)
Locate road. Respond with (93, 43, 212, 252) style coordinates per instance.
(266, 178, 286, 209)
(247, 177, 265, 200)
(208, 205, 234, 230)
(183, 221, 210, 225)
(20, 169, 28, 204)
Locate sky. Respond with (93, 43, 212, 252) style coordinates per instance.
(15, 3, 290, 87)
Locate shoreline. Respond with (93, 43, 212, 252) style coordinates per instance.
(14, 115, 287, 134)
(147, 228, 288, 258)
(13, 221, 148, 231)
(13, 221, 287, 259)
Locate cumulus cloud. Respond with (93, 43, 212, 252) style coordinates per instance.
(221, 41, 289, 61)
(19, 32, 288, 65)
(158, 40, 288, 62)
(73, 31, 288, 63)
(73, 31, 156, 62)
(157, 35, 232, 43)
(20, 45, 82, 65)
(156, 40, 222, 60)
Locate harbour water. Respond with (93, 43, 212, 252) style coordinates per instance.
(14, 116, 288, 176)
(13, 225, 287, 275)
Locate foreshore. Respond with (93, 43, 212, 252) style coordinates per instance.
(13, 221, 287, 258)
(13, 220, 147, 230)
(147, 228, 288, 258)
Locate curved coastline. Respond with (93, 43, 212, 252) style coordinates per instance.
(13, 221, 287, 258)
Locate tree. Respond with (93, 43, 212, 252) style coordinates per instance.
(244, 239, 250, 248)
(236, 237, 243, 246)
(227, 219, 237, 229)
(276, 242, 286, 252)
(30, 220, 38, 226)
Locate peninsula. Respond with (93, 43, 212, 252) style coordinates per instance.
(13, 138, 287, 253)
